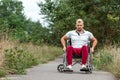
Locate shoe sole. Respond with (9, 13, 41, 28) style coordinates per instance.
(80, 68, 89, 71)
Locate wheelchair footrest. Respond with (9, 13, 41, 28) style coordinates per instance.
(80, 68, 89, 71)
(63, 69, 73, 72)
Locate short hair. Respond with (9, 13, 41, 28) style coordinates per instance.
(76, 19, 84, 24)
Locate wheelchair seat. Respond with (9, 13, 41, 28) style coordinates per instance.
(72, 54, 82, 59)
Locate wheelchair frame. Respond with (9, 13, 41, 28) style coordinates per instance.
(57, 39, 93, 73)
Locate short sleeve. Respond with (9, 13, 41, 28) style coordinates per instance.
(89, 32, 94, 39)
(65, 31, 71, 38)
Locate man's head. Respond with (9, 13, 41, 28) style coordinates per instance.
(75, 19, 84, 32)
(76, 19, 84, 24)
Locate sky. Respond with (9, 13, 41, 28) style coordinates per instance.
(19, 0, 46, 26)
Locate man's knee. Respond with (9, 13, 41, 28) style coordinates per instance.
(81, 46, 88, 53)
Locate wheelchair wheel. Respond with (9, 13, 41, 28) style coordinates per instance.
(86, 65, 92, 73)
(57, 64, 64, 72)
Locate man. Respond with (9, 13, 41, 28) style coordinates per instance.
(61, 19, 97, 71)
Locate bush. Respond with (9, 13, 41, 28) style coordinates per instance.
(0, 69, 6, 77)
(3, 47, 38, 74)
(93, 45, 120, 78)
(93, 50, 113, 70)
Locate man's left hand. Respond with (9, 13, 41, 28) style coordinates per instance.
(91, 47, 94, 53)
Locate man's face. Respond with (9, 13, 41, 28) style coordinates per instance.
(76, 23, 84, 31)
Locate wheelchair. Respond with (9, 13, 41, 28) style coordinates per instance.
(57, 39, 93, 73)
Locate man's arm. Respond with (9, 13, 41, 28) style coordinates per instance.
(61, 35, 67, 51)
(90, 37, 97, 53)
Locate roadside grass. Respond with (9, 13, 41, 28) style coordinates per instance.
(22, 43, 63, 63)
(1, 40, 120, 79)
(93, 45, 120, 78)
(0, 40, 63, 77)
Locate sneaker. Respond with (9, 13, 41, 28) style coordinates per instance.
(66, 65, 72, 70)
(81, 64, 86, 69)
(64, 65, 73, 72)
(80, 64, 87, 71)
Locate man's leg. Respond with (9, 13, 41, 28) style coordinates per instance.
(81, 46, 88, 65)
(66, 46, 73, 66)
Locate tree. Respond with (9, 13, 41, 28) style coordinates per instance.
(25, 20, 51, 45)
(0, 0, 27, 40)
(39, 0, 120, 46)
(0, 0, 50, 45)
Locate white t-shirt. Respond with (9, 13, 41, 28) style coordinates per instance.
(65, 30, 94, 48)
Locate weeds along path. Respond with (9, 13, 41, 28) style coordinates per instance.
(0, 56, 117, 80)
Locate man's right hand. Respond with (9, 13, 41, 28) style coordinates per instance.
(61, 35, 67, 52)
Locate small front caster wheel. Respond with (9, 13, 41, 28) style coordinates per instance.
(57, 64, 64, 72)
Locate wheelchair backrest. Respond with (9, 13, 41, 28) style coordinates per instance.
(66, 38, 71, 46)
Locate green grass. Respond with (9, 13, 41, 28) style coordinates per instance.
(93, 45, 120, 78)
(0, 40, 63, 77)
(3, 47, 38, 74)
(0, 69, 6, 77)
(2, 40, 120, 79)
(21, 43, 63, 63)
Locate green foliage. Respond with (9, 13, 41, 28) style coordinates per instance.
(39, 0, 120, 46)
(36, 45, 63, 63)
(0, 0, 26, 40)
(0, 0, 25, 27)
(4, 47, 38, 74)
(25, 21, 51, 45)
(1, 42, 63, 75)
(0, 0, 50, 45)
(0, 0, 119, 46)
(93, 45, 120, 78)
(93, 50, 113, 70)
(0, 69, 6, 77)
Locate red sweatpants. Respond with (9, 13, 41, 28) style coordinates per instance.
(66, 46, 88, 65)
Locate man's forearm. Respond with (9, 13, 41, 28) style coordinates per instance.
(61, 37, 66, 48)
(92, 39, 97, 49)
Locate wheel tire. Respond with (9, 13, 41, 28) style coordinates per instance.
(86, 65, 92, 74)
(57, 64, 64, 72)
